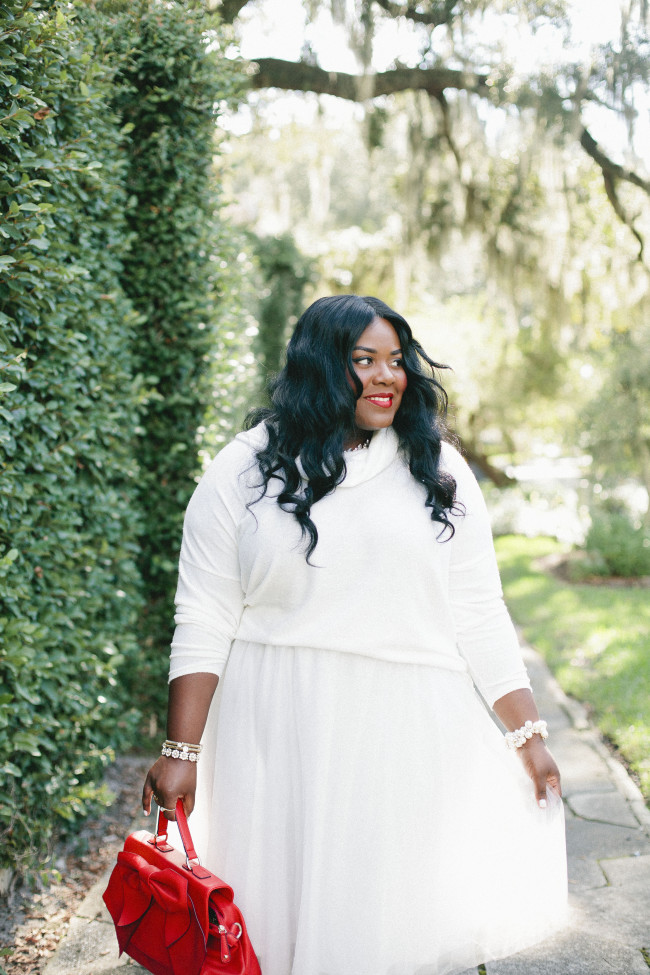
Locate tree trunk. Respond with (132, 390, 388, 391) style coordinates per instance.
(457, 439, 516, 487)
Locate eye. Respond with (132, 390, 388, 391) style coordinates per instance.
(352, 356, 372, 365)
(391, 358, 403, 368)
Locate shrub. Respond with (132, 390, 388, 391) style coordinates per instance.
(585, 507, 650, 578)
(0, 0, 143, 868)
(0, 0, 251, 872)
(86, 0, 248, 709)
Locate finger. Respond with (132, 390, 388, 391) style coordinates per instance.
(142, 774, 154, 817)
(149, 790, 176, 821)
(535, 765, 564, 808)
(182, 791, 195, 818)
(162, 800, 178, 822)
(525, 762, 548, 808)
(165, 794, 192, 821)
(524, 757, 550, 808)
(547, 768, 562, 799)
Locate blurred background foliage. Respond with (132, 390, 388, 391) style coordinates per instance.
(1, 0, 649, 874)
(219, 0, 650, 546)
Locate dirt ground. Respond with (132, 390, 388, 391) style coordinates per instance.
(0, 754, 151, 975)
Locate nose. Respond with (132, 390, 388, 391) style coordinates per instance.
(373, 360, 394, 384)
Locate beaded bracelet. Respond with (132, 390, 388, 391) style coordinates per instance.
(161, 739, 202, 763)
(504, 719, 549, 751)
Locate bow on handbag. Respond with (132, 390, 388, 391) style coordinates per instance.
(103, 800, 261, 975)
(104, 851, 206, 970)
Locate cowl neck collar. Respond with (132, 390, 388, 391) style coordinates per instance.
(240, 423, 401, 489)
(339, 426, 400, 487)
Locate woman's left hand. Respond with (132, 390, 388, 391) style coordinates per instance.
(517, 736, 562, 807)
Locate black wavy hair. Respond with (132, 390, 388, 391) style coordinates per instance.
(245, 293, 462, 560)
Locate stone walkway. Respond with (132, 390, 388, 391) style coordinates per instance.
(43, 642, 650, 975)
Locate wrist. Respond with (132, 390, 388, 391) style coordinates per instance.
(504, 718, 548, 751)
(161, 739, 202, 763)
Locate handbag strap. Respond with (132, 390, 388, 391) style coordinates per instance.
(174, 799, 200, 862)
(155, 799, 203, 870)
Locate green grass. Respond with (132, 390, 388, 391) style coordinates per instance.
(495, 535, 650, 801)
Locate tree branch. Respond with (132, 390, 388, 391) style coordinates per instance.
(580, 127, 650, 196)
(580, 126, 649, 260)
(214, 0, 253, 23)
(433, 91, 462, 170)
(249, 57, 489, 100)
(372, 0, 460, 27)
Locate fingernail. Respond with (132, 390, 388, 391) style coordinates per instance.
(538, 798, 547, 809)
(144, 809, 150, 816)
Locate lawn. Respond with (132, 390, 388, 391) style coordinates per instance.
(494, 534, 650, 801)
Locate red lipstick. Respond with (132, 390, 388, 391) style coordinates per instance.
(366, 394, 394, 408)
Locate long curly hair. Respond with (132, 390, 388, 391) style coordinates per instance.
(245, 294, 461, 560)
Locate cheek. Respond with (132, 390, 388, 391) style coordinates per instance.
(397, 373, 407, 393)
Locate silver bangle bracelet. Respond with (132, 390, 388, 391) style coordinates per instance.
(161, 739, 202, 763)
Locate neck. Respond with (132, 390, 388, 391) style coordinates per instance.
(344, 430, 373, 451)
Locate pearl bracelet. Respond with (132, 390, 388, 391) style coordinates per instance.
(161, 739, 202, 763)
(504, 719, 549, 750)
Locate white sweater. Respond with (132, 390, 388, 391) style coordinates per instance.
(169, 425, 530, 708)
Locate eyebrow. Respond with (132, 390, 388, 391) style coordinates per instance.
(353, 346, 402, 355)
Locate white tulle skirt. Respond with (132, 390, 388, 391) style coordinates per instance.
(190, 640, 567, 975)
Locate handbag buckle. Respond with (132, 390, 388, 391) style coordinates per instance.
(148, 831, 174, 853)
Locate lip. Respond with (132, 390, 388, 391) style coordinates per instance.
(365, 394, 394, 408)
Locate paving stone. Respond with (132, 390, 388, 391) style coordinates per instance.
(42, 916, 128, 974)
(551, 735, 617, 795)
(567, 791, 641, 828)
(539, 706, 574, 731)
(75, 872, 113, 921)
(573, 883, 650, 943)
(484, 930, 650, 974)
(563, 799, 577, 819)
(629, 798, 650, 830)
(566, 855, 608, 891)
(565, 816, 650, 860)
(85, 967, 147, 974)
(600, 852, 650, 888)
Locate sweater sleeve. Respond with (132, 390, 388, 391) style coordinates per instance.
(168, 439, 250, 682)
(442, 443, 531, 708)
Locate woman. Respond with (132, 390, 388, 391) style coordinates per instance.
(143, 294, 567, 975)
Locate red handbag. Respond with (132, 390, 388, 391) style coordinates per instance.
(103, 799, 262, 975)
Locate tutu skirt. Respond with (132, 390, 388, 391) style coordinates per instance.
(190, 640, 567, 975)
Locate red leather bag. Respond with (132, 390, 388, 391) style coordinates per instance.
(103, 799, 261, 975)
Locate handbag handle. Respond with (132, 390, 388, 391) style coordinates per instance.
(155, 799, 207, 875)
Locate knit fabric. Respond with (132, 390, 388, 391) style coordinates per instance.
(169, 425, 530, 708)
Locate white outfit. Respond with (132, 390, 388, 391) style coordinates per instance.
(169, 425, 567, 975)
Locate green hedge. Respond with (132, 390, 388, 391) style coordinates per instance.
(87, 0, 247, 708)
(0, 0, 249, 870)
(0, 0, 143, 868)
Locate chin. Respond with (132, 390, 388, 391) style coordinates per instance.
(359, 415, 396, 432)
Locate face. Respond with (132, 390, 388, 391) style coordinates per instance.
(347, 317, 407, 444)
